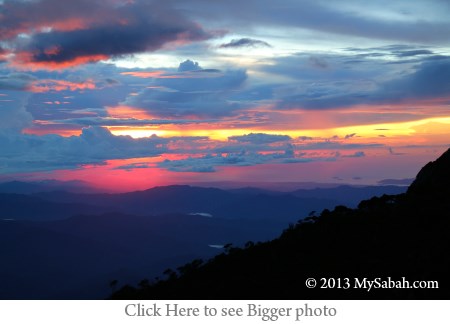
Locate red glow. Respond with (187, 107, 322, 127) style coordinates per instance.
(49, 157, 185, 192)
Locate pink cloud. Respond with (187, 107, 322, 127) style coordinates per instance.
(29, 79, 96, 92)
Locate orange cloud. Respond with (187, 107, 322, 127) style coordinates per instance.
(11, 52, 109, 71)
(29, 79, 96, 92)
(23, 122, 82, 137)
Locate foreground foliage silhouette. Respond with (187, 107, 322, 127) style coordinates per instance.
(111, 148, 450, 299)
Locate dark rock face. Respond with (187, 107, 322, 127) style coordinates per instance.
(408, 148, 450, 196)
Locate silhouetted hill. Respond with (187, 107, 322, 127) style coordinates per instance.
(408, 148, 450, 197)
(111, 148, 450, 299)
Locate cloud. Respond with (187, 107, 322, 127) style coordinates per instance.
(2, 0, 213, 70)
(155, 137, 383, 173)
(394, 49, 434, 57)
(176, 0, 450, 43)
(308, 56, 329, 69)
(0, 126, 167, 173)
(48, 116, 217, 127)
(123, 60, 248, 118)
(342, 151, 365, 158)
(378, 178, 414, 185)
(380, 57, 450, 99)
(0, 46, 9, 62)
(228, 133, 291, 144)
(219, 38, 271, 48)
(295, 140, 383, 151)
(388, 147, 405, 156)
(0, 96, 33, 132)
(158, 146, 300, 172)
(178, 59, 202, 72)
(113, 162, 152, 171)
(0, 73, 36, 91)
(263, 51, 450, 110)
(120, 61, 222, 79)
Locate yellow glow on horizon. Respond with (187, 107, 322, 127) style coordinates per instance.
(329, 116, 450, 138)
(107, 116, 450, 143)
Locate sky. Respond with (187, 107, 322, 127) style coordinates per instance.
(1, 0, 449, 191)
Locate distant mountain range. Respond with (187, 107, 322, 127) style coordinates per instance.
(0, 179, 408, 299)
(111, 148, 450, 300)
(0, 180, 100, 194)
(1, 182, 406, 221)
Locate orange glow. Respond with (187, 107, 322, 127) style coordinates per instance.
(23, 127, 82, 137)
(106, 105, 155, 119)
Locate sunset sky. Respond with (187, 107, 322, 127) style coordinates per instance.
(1, 0, 449, 191)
